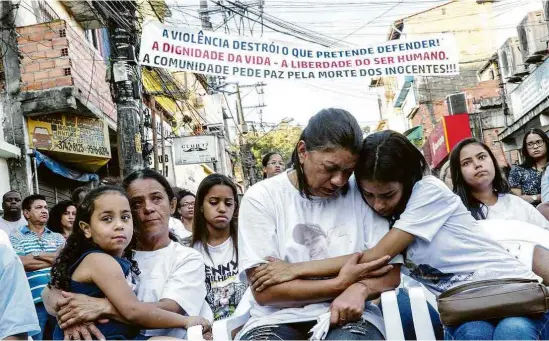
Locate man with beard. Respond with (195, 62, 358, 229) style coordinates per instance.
(0, 191, 28, 236)
(9, 194, 64, 340)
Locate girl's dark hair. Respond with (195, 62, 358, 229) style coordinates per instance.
(262, 152, 282, 179)
(191, 174, 239, 262)
(174, 190, 196, 219)
(50, 186, 140, 291)
(291, 108, 363, 199)
(47, 200, 76, 234)
(355, 130, 430, 218)
(121, 169, 179, 243)
(71, 186, 89, 203)
(520, 128, 549, 168)
(449, 138, 511, 220)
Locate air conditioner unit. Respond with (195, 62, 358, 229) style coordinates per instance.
(206, 123, 223, 134)
(446, 93, 468, 115)
(498, 37, 529, 83)
(517, 11, 549, 63)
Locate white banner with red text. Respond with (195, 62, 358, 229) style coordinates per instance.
(139, 21, 459, 80)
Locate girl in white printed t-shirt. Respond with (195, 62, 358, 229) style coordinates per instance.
(190, 174, 247, 321)
(449, 138, 549, 228)
(251, 131, 549, 341)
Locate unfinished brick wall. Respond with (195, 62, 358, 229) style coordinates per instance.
(16, 20, 116, 121)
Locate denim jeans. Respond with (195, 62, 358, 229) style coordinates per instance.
(35, 302, 57, 340)
(444, 310, 549, 340)
(240, 319, 384, 340)
(379, 289, 444, 340)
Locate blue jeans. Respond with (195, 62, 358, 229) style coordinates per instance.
(240, 319, 384, 340)
(380, 289, 443, 340)
(444, 311, 549, 340)
(35, 302, 57, 340)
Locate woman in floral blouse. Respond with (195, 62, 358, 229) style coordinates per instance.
(509, 128, 549, 205)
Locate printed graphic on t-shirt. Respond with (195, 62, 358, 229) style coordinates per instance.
(205, 260, 247, 321)
(405, 259, 474, 292)
(292, 223, 351, 260)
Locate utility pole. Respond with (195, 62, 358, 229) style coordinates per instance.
(1, 1, 32, 196)
(235, 84, 258, 188)
(104, 1, 143, 176)
(199, 0, 234, 177)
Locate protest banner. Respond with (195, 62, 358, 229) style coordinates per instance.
(139, 21, 459, 80)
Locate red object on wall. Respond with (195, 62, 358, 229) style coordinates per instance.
(427, 114, 472, 169)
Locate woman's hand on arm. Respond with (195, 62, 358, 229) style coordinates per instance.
(248, 253, 392, 307)
(329, 265, 401, 326)
(57, 291, 120, 329)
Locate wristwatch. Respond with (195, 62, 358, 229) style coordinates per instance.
(31, 251, 40, 259)
(532, 195, 539, 202)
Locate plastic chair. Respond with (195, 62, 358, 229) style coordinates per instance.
(402, 219, 549, 339)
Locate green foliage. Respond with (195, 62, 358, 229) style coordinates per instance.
(248, 126, 303, 169)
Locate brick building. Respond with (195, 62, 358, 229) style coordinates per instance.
(372, 0, 535, 174)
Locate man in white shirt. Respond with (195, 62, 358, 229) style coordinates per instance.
(0, 191, 27, 236)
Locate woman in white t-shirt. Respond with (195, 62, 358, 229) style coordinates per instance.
(449, 138, 549, 229)
(252, 131, 549, 340)
(190, 174, 247, 321)
(42, 169, 209, 340)
(238, 109, 401, 341)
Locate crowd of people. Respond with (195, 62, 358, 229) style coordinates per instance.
(2, 108, 549, 340)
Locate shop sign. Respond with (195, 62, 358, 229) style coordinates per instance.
(427, 114, 471, 168)
(27, 114, 111, 159)
(173, 135, 218, 165)
(510, 58, 549, 121)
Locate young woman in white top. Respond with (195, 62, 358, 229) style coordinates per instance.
(251, 130, 549, 340)
(190, 174, 247, 321)
(449, 137, 549, 228)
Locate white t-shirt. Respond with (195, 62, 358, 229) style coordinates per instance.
(0, 216, 27, 236)
(0, 229, 12, 250)
(395, 176, 540, 296)
(482, 193, 549, 229)
(193, 238, 247, 321)
(169, 217, 193, 240)
(237, 172, 402, 338)
(134, 241, 207, 338)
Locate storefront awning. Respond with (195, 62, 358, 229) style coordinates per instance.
(35, 151, 98, 182)
(404, 125, 423, 147)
